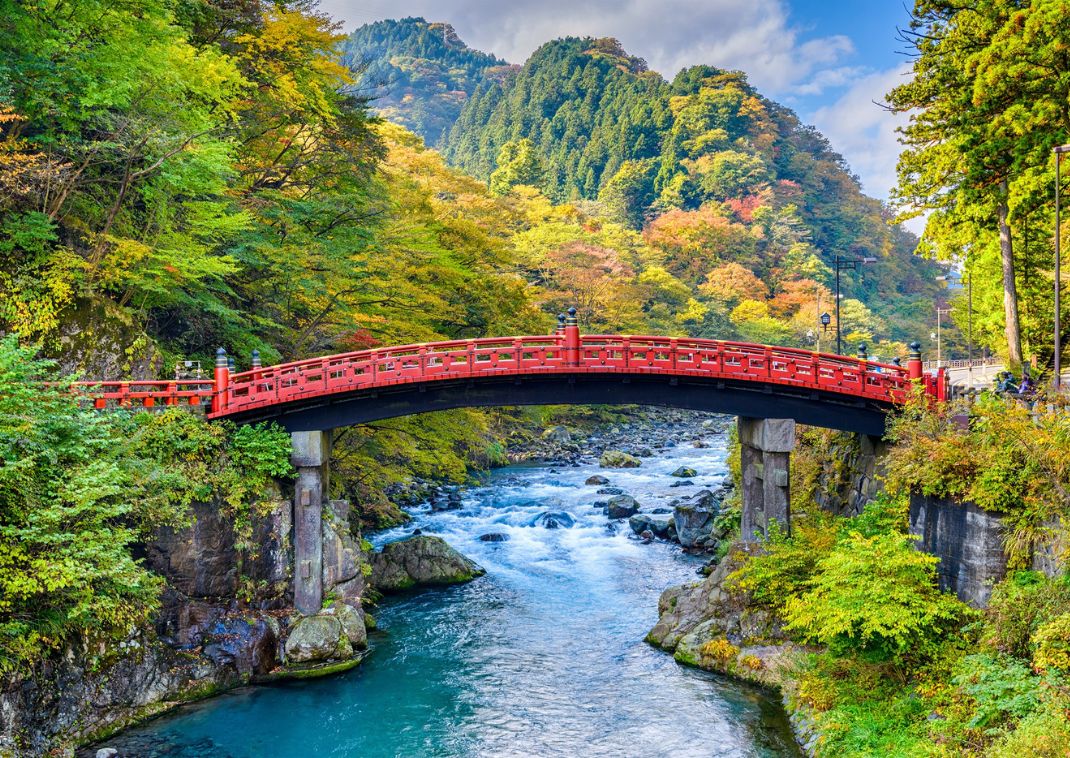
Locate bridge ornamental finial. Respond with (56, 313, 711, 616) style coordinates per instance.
(251, 349, 261, 369)
(892, 356, 901, 367)
(909, 341, 922, 359)
(215, 347, 227, 367)
(857, 344, 867, 360)
(565, 306, 578, 327)
(227, 356, 235, 371)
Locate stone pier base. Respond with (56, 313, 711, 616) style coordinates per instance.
(291, 430, 330, 615)
(738, 417, 795, 540)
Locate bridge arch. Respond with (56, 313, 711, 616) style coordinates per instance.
(75, 313, 946, 615)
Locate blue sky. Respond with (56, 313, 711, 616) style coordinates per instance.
(319, 0, 916, 209)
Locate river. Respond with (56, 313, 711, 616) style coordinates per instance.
(96, 417, 800, 757)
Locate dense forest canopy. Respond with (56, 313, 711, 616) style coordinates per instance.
(340, 17, 513, 147)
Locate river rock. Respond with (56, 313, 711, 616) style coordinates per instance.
(542, 425, 572, 443)
(600, 450, 641, 468)
(631, 446, 655, 457)
(370, 536, 485, 592)
(596, 486, 624, 495)
(605, 495, 640, 519)
(530, 511, 575, 529)
(670, 480, 694, 488)
(673, 489, 723, 548)
(333, 602, 368, 650)
(585, 474, 609, 486)
(284, 615, 346, 663)
(629, 513, 676, 540)
(479, 532, 509, 542)
(671, 466, 698, 478)
(200, 615, 279, 676)
(96, 749, 118, 758)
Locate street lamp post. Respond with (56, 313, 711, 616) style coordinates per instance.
(834, 256, 877, 355)
(1055, 144, 1070, 390)
(934, 306, 952, 368)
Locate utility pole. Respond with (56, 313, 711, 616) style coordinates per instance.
(934, 306, 951, 368)
(1055, 144, 1070, 390)
(834, 256, 877, 355)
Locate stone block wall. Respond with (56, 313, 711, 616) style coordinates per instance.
(909, 493, 1007, 608)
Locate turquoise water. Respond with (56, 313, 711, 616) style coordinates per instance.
(96, 424, 800, 757)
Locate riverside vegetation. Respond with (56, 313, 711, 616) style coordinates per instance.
(648, 395, 1070, 756)
(2, 1, 1070, 755)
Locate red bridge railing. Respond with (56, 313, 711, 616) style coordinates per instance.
(73, 379, 215, 409)
(69, 317, 947, 416)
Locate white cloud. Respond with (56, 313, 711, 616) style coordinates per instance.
(809, 65, 911, 199)
(317, 0, 855, 95)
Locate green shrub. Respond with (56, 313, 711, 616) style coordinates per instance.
(952, 653, 1042, 731)
(726, 514, 837, 610)
(983, 572, 1070, 661)
(1032, 613, 1070, 675)
(987, 702, 1070, 758)
(782, 531, 966, 662)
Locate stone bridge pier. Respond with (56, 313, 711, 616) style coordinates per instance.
(738, 417, 795, 540)
(290, 430, 330, 615)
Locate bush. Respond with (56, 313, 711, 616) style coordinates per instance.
(726, 514, 837, 611)
(952, 653, 1043, 731)
(699, 637, 739, 663)
(983, 571, 1070, 661)
(987, 702, 1070, 758)
(782, 531, 966, 662)
(1032, 613, 1070, 675)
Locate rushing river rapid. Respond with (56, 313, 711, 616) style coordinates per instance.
(98, 418, 801, 757)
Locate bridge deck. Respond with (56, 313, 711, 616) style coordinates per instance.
(70, 327, 946, 430)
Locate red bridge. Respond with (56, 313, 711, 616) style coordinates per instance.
(76, 311, 946, 436)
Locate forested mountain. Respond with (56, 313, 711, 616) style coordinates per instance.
(344, 28, 944, 353)
(340, 18, 513, 146)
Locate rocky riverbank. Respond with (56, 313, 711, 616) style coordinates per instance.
(646, 541, 820, 755)
(1, 490, 485, 757)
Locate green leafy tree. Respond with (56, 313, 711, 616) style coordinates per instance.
(489, 138, 544, 195)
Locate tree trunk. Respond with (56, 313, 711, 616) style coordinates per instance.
(997, 180, 1023, 368)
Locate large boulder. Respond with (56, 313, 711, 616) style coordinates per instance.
(629, 513, 676, 540)
(200, 615, 279, 676)
(370, 536, 485, 593)
(671, 466, 698, 478)
(333, 602, 368, 650)
(605, 494, 640, 519)
(600, 450, 641, 468)
(585, 474, 609, 486)
(542, 425, 572, 443)
(284, 615, 348, 663)
(673, 489, 723, 548)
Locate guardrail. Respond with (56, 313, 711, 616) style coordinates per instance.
(73, 380, 215, 409)
(69, 326, 948, 416)
(209, 335, 922, 418)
